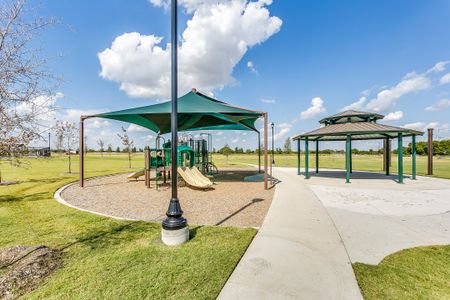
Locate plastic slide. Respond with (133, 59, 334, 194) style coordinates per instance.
(191, 166, 213, 185)
(127, 168, 145, 180)
(177, 167, 213, 189)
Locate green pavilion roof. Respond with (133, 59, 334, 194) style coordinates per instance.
(86, 89, 264, 134)
(293, 110, 423, 141)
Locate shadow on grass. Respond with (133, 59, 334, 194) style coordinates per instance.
(0, 192, 49, 204)
(59, 221, 153, 251)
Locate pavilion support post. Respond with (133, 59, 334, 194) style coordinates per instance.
(79, 117, 85, 187)
(383, 138, 387, 171)
(427, 128, 433, 175)
(315, 140, 319, 174)
(305, 137, 310, 179)
(145, 147, 150, 188)
(258, 131, 261, 173)
(297, 139, 301, 175)
(386, 139, 390, 176)
(398, 133, 403, 183)
(412, 135, 417, 180)
(346, 134, 351, 183)
(349, 139, 353, 173)
(264, 113, 269, 189)
(161, 0, 188, 246)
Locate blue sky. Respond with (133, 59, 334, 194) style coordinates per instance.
(34, 0, 450, 150)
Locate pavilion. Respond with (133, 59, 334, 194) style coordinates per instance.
(78, 89, 270, 189)
(292, 110, 424, 183)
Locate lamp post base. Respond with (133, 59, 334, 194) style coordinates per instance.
(161, 226, 189, 246)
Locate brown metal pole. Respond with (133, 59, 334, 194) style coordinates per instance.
(145, 147, 150, 188)
(79, 117, 84, 187)
(258, 131, 261, 173)
(264, 113, 268, 190)
(428, 128, 433, 175)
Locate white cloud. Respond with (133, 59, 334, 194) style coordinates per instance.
(404, 121, 444, 132)
(231, 137, 239, 143)
(342, 61, 449, 113)
(427, 61, 449, 73)
(127, 123, 148, 132)
(384, 111, 404, 121)
(366, 72, 431, 112)
(300, 97, 326, 119)
(440, 73, 450, 85)
(247, 61, 257, 73)
(217, 131, 224, 136)
(261, 98, 276, 104)
(271, 122, 291, 141)
(99, 0, 282, 99)
(425, 99, 450, 112)
(87, 120, 111, 129)
(341, 96, 366, 111)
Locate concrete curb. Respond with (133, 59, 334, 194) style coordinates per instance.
(53, 181, 140, 222)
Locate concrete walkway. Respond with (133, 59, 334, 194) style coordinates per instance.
(218, 168, 363, 299)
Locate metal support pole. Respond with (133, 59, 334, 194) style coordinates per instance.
(264, 113, 268, 189)
(386, 139, 390, 176)
(297, 139, 301, 175)
(412, 135, 417, 180)
(271, 122, 275, 166)
(258, 131, 261, 173)
(398, 133, 403, 183)
(305, 137, 309, 179)
(383, 138, 387, 171)
(346, 134, 351, 183)
(315, 139, 319, 173)
(349, 139, 353, 173)
(427, 128, 433, 175)
(145, 147, 150, 188)
(161, 0, 188, 244)
(79, 117, 85, 187)
(270, 123, 274, 185)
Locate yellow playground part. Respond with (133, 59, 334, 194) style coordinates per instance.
(127, 168, 145, 180)
(177, 167, 213, 189)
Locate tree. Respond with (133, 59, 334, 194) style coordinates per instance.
(116, 146, 120, 153)
(55, 131, 64, 156)
(117, 127, 134, 168)
(0, 0, 58, 183)
(283, 137, 292, 154)
(219, 144, 233, 163)
(107, 144, 113, 156)
(97, 139, 105, 157)
(55, 121, 78, 173)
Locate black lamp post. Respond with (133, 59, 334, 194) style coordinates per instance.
(271, 122, 275, 165)
(161, 0, 188, 245)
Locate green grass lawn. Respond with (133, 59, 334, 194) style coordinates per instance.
(0, 154, 255, 299)
(353, 245, 450, 300)
(212, 153, 450, 179)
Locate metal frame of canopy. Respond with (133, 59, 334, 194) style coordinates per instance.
(78, 90, 270, 190)
(292, 110, 424, 183)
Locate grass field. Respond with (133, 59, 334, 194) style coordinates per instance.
(212, 153, 450, 179)
(1, 152, 449, 299)
(0, 154, 255, 299)
(353, 245, 450, 299)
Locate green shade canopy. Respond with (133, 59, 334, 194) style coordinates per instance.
(87, 90, 263, 134)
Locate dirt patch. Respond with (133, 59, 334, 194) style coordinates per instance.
(0, 246, 62, 299)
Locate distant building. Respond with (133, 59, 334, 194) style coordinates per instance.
(28, 147, 51, 157)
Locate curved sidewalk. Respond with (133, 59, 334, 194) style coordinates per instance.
(218, 168, 362, 299)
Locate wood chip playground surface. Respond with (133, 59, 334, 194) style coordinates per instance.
(60, 168, 274, 227)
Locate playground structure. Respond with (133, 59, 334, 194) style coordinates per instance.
(78, 89, 270, 190)
(139, 133, 217, 190)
